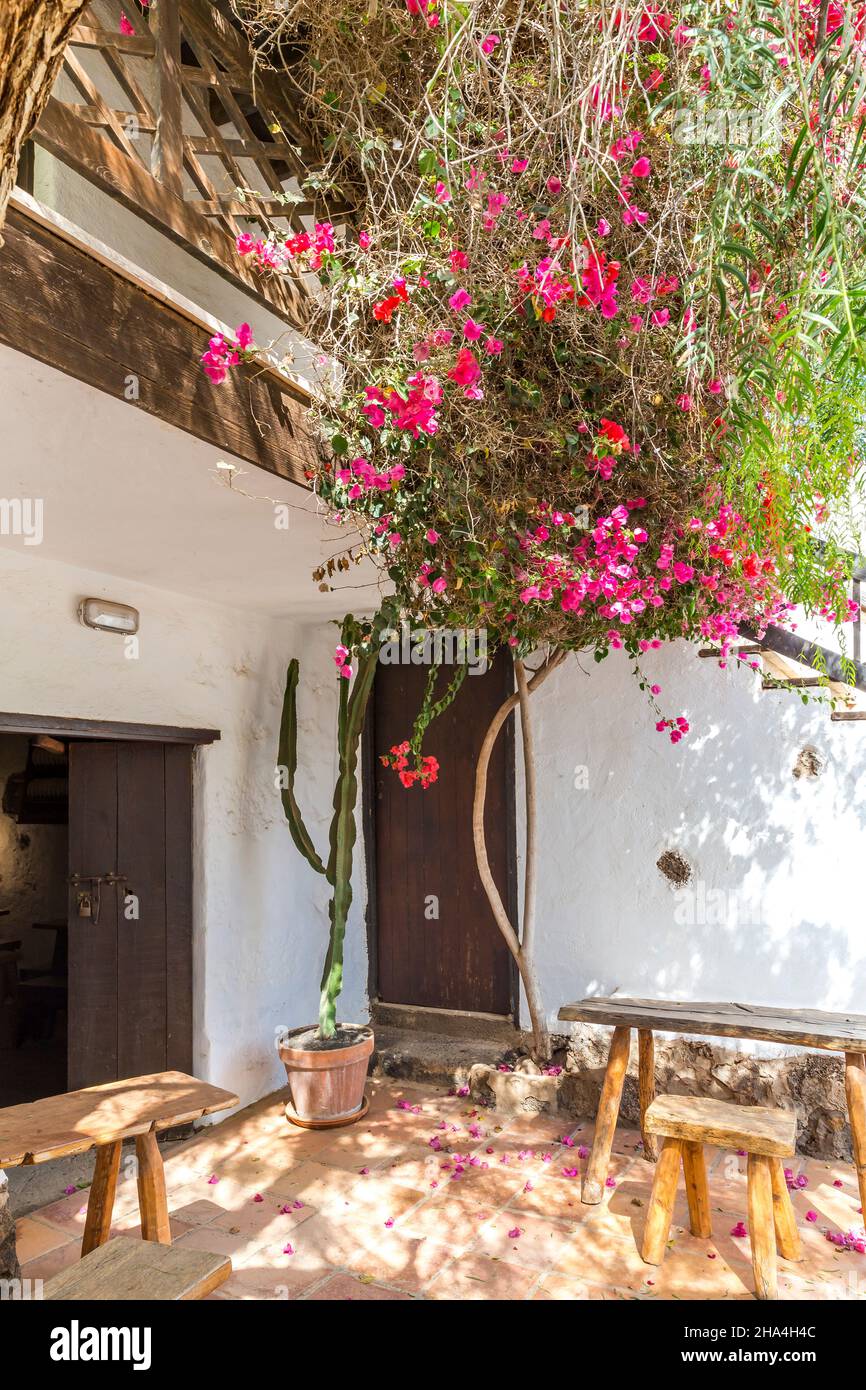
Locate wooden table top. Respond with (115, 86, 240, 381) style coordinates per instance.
(0, 1070, 239, 1166)
(558, 996, 866, 1053)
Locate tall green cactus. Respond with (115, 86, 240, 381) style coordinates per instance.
(278, 606, 393, 1039)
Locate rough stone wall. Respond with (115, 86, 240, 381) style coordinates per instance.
(562, 1030, 852, 1160)
(448, 1027, 855, 1160)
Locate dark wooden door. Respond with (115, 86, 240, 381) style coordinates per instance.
(67, 742, 193, 1089)
(372, 653, 515, 1014)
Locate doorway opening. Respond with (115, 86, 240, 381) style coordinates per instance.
(0, 732, 69, 1105)
(0, 714, 217, 1107)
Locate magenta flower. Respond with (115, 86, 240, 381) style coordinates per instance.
(806, 1210, 818, 1222)
(480, 33, 500, 55)
(730, 1220, 748, 1238)
(507, 1226, 521, 1239)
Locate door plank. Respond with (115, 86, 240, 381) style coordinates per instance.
(68, 743, 119, 1089)
(117, 744, 167, 1077)
(164, 745, 193, 1073)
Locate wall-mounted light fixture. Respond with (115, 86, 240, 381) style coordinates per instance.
(78, 597, 140, 635)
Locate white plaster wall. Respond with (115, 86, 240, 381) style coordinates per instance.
(518, 643, 866, 1051)
(0, 548, 370, 1108)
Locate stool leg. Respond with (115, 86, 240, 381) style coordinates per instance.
(641, 1136, 682, 1264)
(747, 1154, 778, 1300)
(582, 1025, 631, 1204)
(682, 1141, 712, 1238)
(135, 1131, 171, 1244)
(770, 1159, 802, 1262)
(638, 1030, 658, 1163)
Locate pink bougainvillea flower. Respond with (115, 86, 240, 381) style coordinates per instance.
(384, 1218, 394, 1228)
(706, 378, 723, 394)
(480, 33, 500, 55)
(562, 1166, 579, 1178)
(449, 288, 472, 312)
(207, 1175, 220, 1185)
(833, 1178, 845, 1188)
(484, 336, 504, 355)
(447, 347, 482, 389)
(605, 1176, 616, 1188)
(577, 1145, 589, 1159)
(63, 1185, 77, 1196)
(119, 12, 135, 34)
(426, 528, 439, 544)
(507, 1227, 521, 1239)
(511, 158, 529, 174)
(358, 230, 371, 250)
(253, 1193, 264, 1204)
(806, 1209, 818, 1222)
(651, 308, 670, 327)
(462, 317, 485, 341)
(676, 393, 693, 411)
(730, 1220, 748, 1238)
(631, 157, 651, 177)
(282, 1243, 294, 1255)
(596, 217, 611, 237)
(434, 180, 451, 203)
(546, 175, 562, 196)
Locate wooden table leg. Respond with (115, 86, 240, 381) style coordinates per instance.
(582, 1025, 631, 1204)
(845, 1052, 866, 1220)
(82, 1140, 121, 1256)
(135, 1131, 171, 1244)
(638, 1029, 658, 1162)
(747, 1153, 778, 1301)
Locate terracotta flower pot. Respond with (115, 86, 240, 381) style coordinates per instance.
(279, 1024, 374, 1129)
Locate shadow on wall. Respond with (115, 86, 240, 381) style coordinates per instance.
(531, 641, 866, 1017)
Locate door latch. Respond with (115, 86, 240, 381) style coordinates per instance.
(68, 872, 130, 926)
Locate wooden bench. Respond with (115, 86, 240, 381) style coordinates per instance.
(44, 1236, 231, 1301)
(0, 1071, 238, 1256)
(557, 996, 866, 1209)
(641, 1095, 800, 1300)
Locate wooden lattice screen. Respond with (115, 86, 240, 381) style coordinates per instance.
(31, 0, 336, 325)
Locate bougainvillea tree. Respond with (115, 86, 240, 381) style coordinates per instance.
(212, 0, 866, 1053)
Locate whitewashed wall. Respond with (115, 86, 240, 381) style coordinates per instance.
(518, 643, 866, 1045)
(0, 547, 369, 1109)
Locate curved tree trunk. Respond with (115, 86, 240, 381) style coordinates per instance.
(0, 0, 88, 237)
(473, 649, 566, 1060)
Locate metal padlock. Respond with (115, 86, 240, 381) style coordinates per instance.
(77, 891, 92, 919)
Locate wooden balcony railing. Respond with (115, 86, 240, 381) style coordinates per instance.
(31, 0, 336, 326)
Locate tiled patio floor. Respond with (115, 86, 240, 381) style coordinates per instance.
(16, 1078, 866, 1300)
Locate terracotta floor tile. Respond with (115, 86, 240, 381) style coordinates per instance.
(474, 1212, 577, 1270)
(426, 1252, 540, 1300)
(345, 1231, 454, 1293)
(211, 1262, 324, 1300)
(15, 1217, 74, 1263)
(396, 1194, 499, 1252)
(32, 1189, 93, 1235)
(19, 1239, 83, 1285)
(305, 1271, 417, 1300)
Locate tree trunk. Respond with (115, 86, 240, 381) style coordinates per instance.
(472, 649, 566, 1060)
(0, 1170, 19, 1282)
(0, 0, 88, 237)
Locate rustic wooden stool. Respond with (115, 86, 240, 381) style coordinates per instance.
(43, 1236, 231, 1301)
(641, 1094, 801, 1300)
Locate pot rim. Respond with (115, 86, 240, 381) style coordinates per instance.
(278, 1023, 374, 1064)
